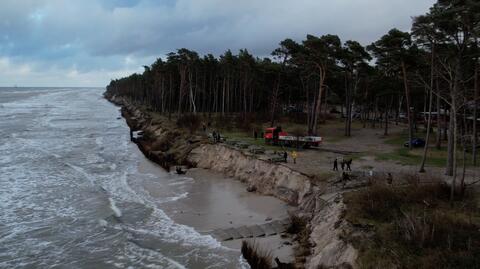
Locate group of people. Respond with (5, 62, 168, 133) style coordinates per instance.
(333, 158, 352, 171)
(281, 151, 298, 164)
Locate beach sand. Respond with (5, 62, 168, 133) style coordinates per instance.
(138, 159, 295, 263)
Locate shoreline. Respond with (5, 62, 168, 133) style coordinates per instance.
(138, 156, 295, 262)
(105, 94, 358, 269)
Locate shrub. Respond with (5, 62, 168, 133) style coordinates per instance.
(241, 241, 272, 269)
(287, 214, 312, 266)
(287, 214, 308, 235)
(344, 176, 480, 269)
(176, 114, 201, 133)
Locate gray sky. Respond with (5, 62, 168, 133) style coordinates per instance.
(0, 0, 436, 87)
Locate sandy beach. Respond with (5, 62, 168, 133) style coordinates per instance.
(138, 158, 295, 263)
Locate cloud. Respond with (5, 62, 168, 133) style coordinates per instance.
(0, 0, 436, 86)
(0, 56, 143, 87)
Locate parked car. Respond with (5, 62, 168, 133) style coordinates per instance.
(404, 138, 426, 148)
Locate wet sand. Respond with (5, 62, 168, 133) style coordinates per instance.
(138, 159, 295, 263)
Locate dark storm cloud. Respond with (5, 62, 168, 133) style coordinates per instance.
(0, 0, 436, 86)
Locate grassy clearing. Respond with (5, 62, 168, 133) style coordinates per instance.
(376, 148, 447, 167)
(344, 179, 480, 269)
(219, 130, 280, 151)
(379, 132, 476, 167)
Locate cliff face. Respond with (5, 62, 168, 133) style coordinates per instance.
(188, 144, 312, 205)
(109, 95, 204, 169)
(106, 94, 358, 269)
(188, 144, 358, 269)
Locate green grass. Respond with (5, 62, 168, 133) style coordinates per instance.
(384, 133, 409, 146)
(220, 130, 280, 151)
(376, 148, 447, 167)
(220, 118, 355, 148)
(379, 132, 476, 167)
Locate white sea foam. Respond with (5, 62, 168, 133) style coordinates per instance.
(0, 88, 241, 268)
(109, 198, 123, 218)
(158, 192, 189, 203)
(167, 177, 194, 186)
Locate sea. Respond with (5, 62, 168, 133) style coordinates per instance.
(0, 87, 247, 268)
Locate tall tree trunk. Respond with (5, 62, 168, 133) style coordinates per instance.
(188, 70, 196, 114)
(473, 61, 478, 165)
(270, 79, 280, 127)
(221, 76, 226, 116)
(419, 86, 434, 172)
(435, 81, 442, 149)
(161, 75, 166, 113)
(461, 106, 467, 196)
(344, 73, 350, 136)
(312, 65, 326, 135)
(178, 66, 187, 114)
(446, 105, 455, 176)
(323, 85, 328, 124)
(301, 76, 312, 134)
(450, 102, 457, 201)
(443, 106, 448, 141)
(384, 96, 394, 136)
(270, 58, 287, 127)
(168, 73, 173, 120)
(420, 44, 435, 173)
(396, 95, 403, 126)
(448, 59, 462, 187)
(401, 61, 413, 150)
(243, 72, 248, 118)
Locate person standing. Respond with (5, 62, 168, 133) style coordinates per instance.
(333, 158, 338, 171)
(291, 151, 298, 164)
(283, 151, 288, 163)
(254, 130, 258, 140)
(346, 159, 352, 171)
(341, 160, 345, 171)
(212, 130, 217, 143)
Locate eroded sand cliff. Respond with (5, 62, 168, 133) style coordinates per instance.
(107, 94, 358, 268)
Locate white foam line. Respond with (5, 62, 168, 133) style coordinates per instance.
(108, 198, 122, 218)
(127, 240, 187, 269)
(163, 256, 186, 269)
(16, 137, 61, 158)
(105, 170, 228, 251)
(17, 137, 99, 186)
(158, 192, 188, 204)
(64, 163, 96, 186)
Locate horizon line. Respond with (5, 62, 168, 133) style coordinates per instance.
(0, 86, 106, 88)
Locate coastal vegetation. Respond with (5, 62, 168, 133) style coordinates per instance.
(106, 1, 480, 201)
(104, 1, 480, 268)
(241, 241, 273, 269)
(344, 178, 480, 268)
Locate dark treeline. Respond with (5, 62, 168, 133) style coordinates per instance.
(106, 0, 480, 199)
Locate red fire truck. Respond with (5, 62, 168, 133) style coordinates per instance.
(264, 127, 322, 148)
